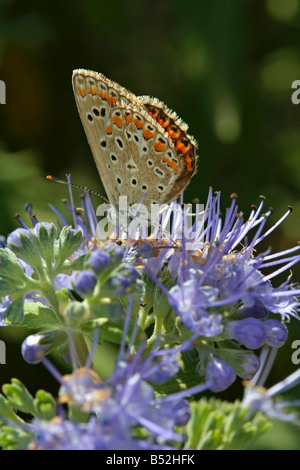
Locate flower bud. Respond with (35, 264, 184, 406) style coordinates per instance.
(73, 271, 97, 296)
(264, 319, 288, 347)
(226, 317, 265, 349)
(109, 275, 130, 296)
(22, 334, 51, 364)
(205, 358, 236, 392)
(88, 250, 111, 274)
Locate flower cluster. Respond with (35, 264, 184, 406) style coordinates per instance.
(0, 181, 299, 450)
(21, 328, 196, 450)
(134, 189, 300, 389)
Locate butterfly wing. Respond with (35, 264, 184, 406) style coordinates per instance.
(73, 69, 197, 210)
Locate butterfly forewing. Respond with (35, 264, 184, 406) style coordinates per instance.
(72, 69, 198, 210)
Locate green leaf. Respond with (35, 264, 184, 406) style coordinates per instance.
(0, 276, 28, 297)
(2, 378, 35, 415)
(35, 223, 57, 266)
(0, 394, 24, 423)
(19, 302, 59, 329)
(0, 426, 32, 450)
(7, 230, 42, 269)
(82, 318, 124, 344)
(33, 390, 57, 420)
(56, 226, 83, 262)
(184, 398, 272, 450)
(68, 403, 90, 423)
(0, 248, 28, 278)
(4, 296, 25, 323)
(62, 253, 86, 273)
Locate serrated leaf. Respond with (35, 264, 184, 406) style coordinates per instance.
(0, 394, 24, 423)
(0, 426, 32, 450)
(33, 390, 56, 420)
(3, 378, 35, 415)
(0, 248, 27, 278)
(57, 226, 83, 261)
(4, 296, 25, 323)
(184, 398, 272, 450)
(35, 223, 57, 265)
(19, 302, 59, 329)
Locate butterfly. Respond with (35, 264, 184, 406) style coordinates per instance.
(72, 69, 197, 210)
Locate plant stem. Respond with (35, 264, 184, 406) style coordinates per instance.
(73, 332, 90, 367)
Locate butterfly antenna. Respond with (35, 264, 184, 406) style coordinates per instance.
(47, 175, 109, 202)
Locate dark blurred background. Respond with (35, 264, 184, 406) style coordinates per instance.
(0, 0, 300, 449)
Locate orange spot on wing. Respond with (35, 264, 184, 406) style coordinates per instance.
(174, 168, 179, 175)
(176, 141, 190, 154)
(124, 114, 132, 125)
(148, 110, 159, 119)
(106, 125, 112, 134)
(112, 116, 123, 128)
(87, 86, 97, 95)
(185, 150, 194, 171)
(99, 91, 108, 101)
(168, 129, 180, 140)
(158, 117, 170, 129)
(134, 118, 143, 129)
(77, 86, 86, 98)
(143, 129, 155, 140)
(154, 142, 165, 152)
(108, 96, 117, 105)
(163, 156, 177, 169)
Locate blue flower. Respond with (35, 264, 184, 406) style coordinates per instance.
(143, 190, 300, 390)
(225, 317, 266, 349)
(263, 319, 288, 347)
(205, 357, 236, 392)
(169, 278, 223, 336)
(73, 271, 97, 296)
(88, 250, 111, 273)
(25, 327, 201, 449)
(22, 334, 52, 364)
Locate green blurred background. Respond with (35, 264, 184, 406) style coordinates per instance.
(0, 0, 300, 449)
